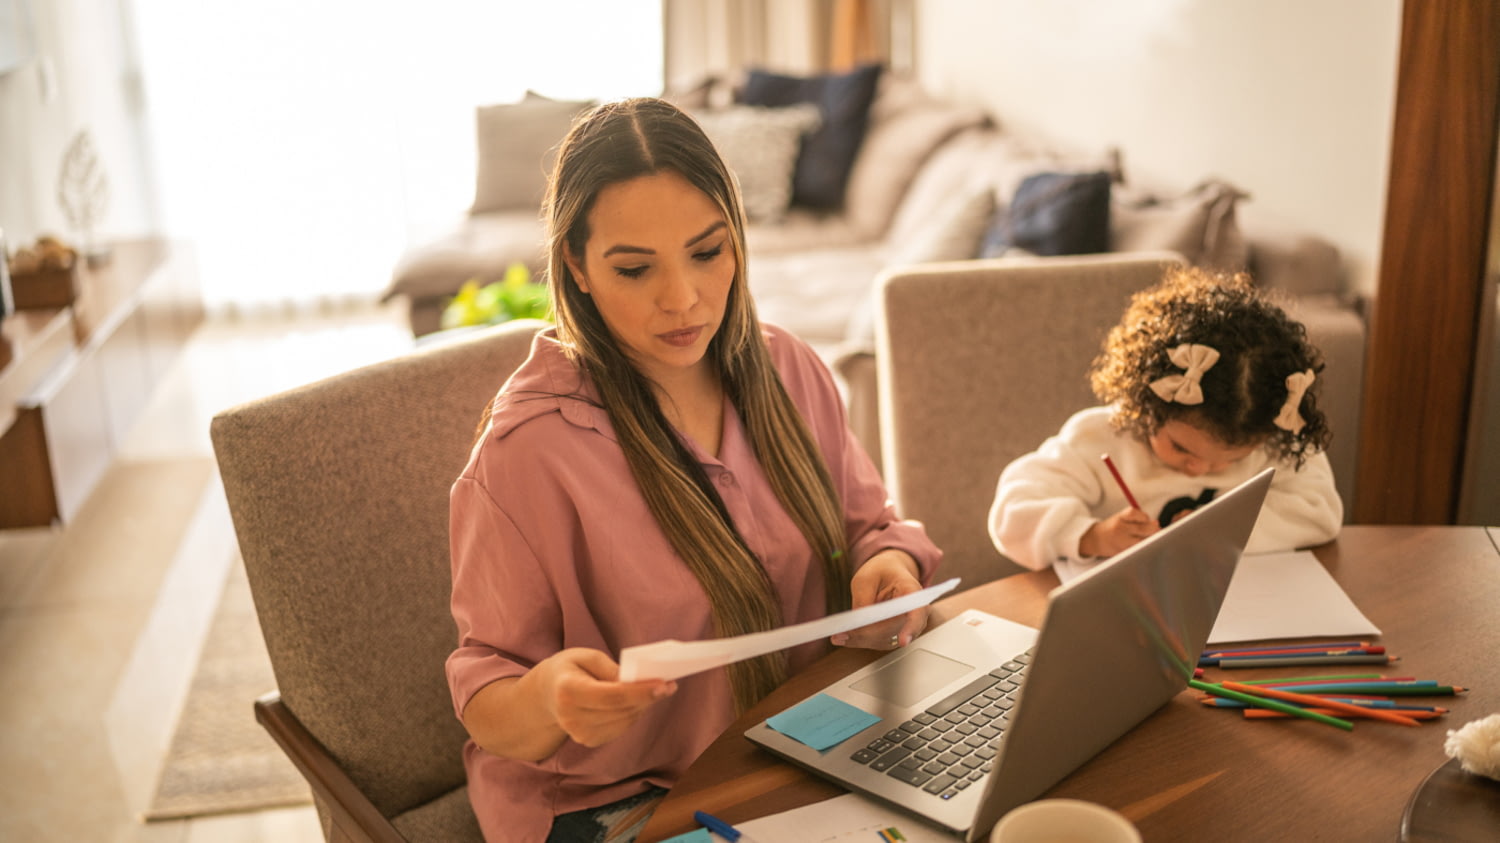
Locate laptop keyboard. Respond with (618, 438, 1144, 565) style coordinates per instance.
(848, 650, 1032, 800)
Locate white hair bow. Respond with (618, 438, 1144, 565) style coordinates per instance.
(1275, 369, 1316, 433)
(1149, 344, 1220, 405)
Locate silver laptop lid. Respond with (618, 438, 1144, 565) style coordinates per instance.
(969, 466, 1273, 837)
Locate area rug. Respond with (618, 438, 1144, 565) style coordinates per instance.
(143, 557, 312, 820)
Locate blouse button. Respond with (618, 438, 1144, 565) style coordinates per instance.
(719, 472, 735, 486)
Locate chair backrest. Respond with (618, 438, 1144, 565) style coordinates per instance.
(876, 253, 1183, 588)
(210, 320, 543, 829)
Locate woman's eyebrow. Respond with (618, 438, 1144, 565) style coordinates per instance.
(684, 222, 727, 247)
(601, 222, 726, 258)
(602, 243, 652, 258)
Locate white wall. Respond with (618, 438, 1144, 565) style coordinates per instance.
(911, 0, 1402, 297)
(0, 0, 157, 246)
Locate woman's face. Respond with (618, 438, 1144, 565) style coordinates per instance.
(1148, 418, 1261, 477)
(566, 170, 736, 385)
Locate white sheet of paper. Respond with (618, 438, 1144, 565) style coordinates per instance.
(617, 578, 959, 682)
(1207, 550, 1381, 644)
(735, 792, 959, 841)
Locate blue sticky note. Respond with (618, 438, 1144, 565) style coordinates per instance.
(767, 692, 880, 751)
(660, 830, 713, 843)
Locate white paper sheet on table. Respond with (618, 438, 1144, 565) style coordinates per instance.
(617, 578, 959, 682)
(1207, 550, 1380, 644)
(735, 792, 959, 841)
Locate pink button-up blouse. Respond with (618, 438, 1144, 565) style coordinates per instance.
(447, 324, 941, 842)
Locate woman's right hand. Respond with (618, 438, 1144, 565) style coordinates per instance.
(1079, 507, 1158, 558)
(462, 647, 677, 760)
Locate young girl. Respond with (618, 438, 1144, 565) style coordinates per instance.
(446, 98, 940, 843)
(988, 265, 1342, 582)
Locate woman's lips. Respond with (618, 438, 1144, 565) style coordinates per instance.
(659, 326, 703, 347)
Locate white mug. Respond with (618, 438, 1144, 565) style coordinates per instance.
(989, 798, 1141, 843)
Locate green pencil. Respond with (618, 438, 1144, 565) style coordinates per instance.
(1188, 679, 1355, 731)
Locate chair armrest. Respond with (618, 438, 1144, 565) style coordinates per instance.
(255, 691, 407, 843)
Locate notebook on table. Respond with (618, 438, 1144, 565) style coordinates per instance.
(746, 467, 1274, 842)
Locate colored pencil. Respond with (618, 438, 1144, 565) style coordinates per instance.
(1202, 641, 1369, 656)
(1220, 681, 1421, 726)
(1249, 682, 1461, 696)
(1189, 679, 1353, 730)
(1203, 645, 1384, 658)
(1101, 454, 1142, 509)
(1213, 654, 1398, 668)
(1199, 695, 1392, 708)
(1242, 674, 1402, 684)
(1243, 707, 1445, 721)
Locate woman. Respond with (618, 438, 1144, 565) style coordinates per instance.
(446, 97, 942, 843)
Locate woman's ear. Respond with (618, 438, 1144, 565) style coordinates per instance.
(564, 250, 590, 294)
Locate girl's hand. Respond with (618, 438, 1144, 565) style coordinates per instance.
(830, 549, 927, 650)
(527, 648, 677, 749)
(1079, 507, 1159, 558)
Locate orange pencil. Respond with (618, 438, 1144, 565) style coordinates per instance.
(1101, 454, 1142, 510)
(1244, 707, 1446, 721)
(1220, 680, 1421, 727)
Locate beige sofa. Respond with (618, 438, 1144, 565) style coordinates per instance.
(380, 72, 1364, 508)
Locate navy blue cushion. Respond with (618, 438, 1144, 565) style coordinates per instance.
(980, 171, 1113, 258)
(738, 63, 882, 210)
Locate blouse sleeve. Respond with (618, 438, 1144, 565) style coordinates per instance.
(446, 471, 563, 721)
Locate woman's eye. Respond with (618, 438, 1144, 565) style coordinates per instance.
(693, 245, 724, 262)
(614, 264, 648, 279)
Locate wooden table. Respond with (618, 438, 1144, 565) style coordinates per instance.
(639, 526, 1500, 842)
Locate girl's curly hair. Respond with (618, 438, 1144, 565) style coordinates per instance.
(1089, 265, 1331, 467)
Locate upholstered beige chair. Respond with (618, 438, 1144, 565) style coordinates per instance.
(873, 253, 1186, 589)
(211, 319, 545, 842)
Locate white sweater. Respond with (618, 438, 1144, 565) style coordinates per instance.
(988, 406, 1343, 582)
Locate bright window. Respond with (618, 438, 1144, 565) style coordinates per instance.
(130, 0, 662, 308)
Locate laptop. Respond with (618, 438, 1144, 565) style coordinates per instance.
(746, 467, 1274, 841)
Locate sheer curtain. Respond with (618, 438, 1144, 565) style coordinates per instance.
(129, 0, 661, 311)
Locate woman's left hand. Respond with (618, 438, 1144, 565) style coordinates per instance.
(830, 549, 927, 650)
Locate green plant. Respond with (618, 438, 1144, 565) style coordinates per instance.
(440, 262, 552, 330)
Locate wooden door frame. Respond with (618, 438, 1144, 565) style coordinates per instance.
(1354, 0, 1500, 523)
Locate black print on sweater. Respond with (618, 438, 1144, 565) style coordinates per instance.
(1158, 488, 1218, 529)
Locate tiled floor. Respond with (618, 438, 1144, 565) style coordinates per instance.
(0, 300, 414, 842)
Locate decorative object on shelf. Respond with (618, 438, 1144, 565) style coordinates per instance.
(7, 234, 80, 309)
(57, 128, 111, 265)
(439, 262, 551, 330)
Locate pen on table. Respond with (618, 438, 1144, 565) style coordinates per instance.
(694, 810, 746, 842)
(1100, 454, 1142, 510)
(1219, 680, 1422, 726)
(1188, 678, 1353, 730)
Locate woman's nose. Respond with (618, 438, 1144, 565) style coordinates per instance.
(656, 265, 698, 312)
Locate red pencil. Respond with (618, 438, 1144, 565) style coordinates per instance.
(1101, 454, 1142, 510)
(1220, 681, 1422, 727)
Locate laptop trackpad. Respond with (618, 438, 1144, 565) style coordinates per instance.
(850, 648, 973, 707)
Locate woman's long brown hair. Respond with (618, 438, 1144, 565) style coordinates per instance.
(532, 98, 850, 712)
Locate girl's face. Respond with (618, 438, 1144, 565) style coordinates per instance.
(1148, 418, 1261, 477)
(566, 170, 736, 385)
